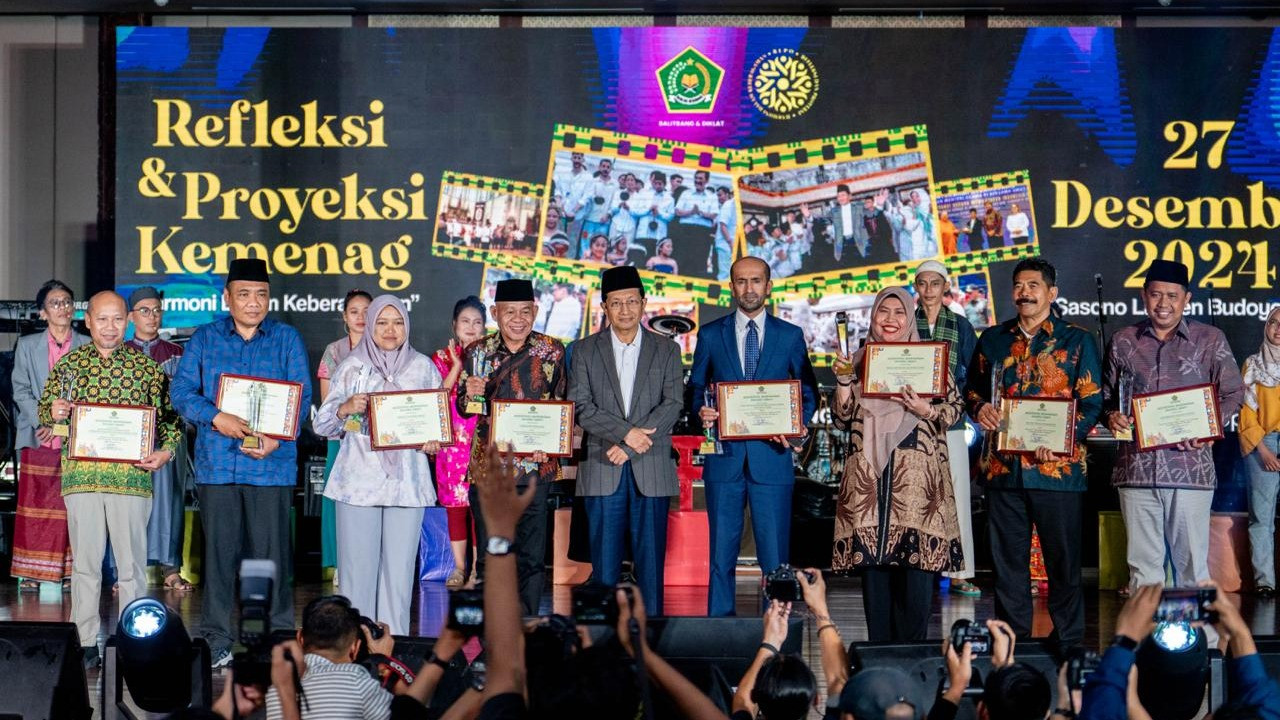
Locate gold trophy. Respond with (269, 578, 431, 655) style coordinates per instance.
(835, 311, 850, 357)
(699, 384, 723, 455)
(241, 381, 267, 450)
(1114, 371, 1134, 442)
(465, 350, 489, 416)
(51, 368, 75, 438)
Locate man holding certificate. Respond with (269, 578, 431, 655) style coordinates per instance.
(314, 295, 444, 635)
(39, 291, 182, 666)
(458, 278, 568, 616)
(171, 258, 312, 667)
(689, 256, 818, 617)
(568, 266, 684, 615)
(965, 258, 1103, 652)
(1103, 259, 1243, 591)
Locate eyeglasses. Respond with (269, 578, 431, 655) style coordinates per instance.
(606, 299, 643, 311)
(133, 307, 162, 317)
(45, 300, 73, 310)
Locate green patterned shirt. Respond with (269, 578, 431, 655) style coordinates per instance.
(38, 343, 183, 497)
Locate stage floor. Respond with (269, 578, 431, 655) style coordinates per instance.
(4, 571, 1276, 718)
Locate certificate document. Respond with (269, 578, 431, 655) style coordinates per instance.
(368, 389, 453, 450)
(490, 400, 574, 457)
(216, 374, 304, 440)
(68, 403, 156, 463)
(1133, 384, 1223, 452)
(717, 380, 804, 440)
(998, 397, 1077, 457)
(861, 342, 949, 398)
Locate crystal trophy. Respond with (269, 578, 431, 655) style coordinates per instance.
(343, 366, 370, 433)
(699, 384, 723, 455)
(241, 381, 267, 450)
(1115, 371, 1134, 442)
(50, 368, 75, 438)
(990, 368, 1006, 432)
(465, 349, 489, 416)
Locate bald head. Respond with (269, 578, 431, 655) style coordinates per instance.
(86, 291, 128, 354)
(729, 256, 772, 315)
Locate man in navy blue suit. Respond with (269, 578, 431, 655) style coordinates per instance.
(689, 256, 818, 616)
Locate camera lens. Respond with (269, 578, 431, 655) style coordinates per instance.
(620, 191, 630, 201)
(648, 221, 659, 231)
(594, 196, 605, 205)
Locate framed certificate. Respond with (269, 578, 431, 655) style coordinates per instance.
(861, 342, 949, 398)
(490, 399, 574, 457)
(997, 397, 1077, 457)
(215, 374, 304, 441)
(68, 403, 156, 464)
(1132, 384, 1224, 452)
(368, 389, 454, 451)
(717, 380, 804, 440)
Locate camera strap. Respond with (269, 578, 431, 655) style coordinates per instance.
(367, 653, 417, 689)
(628, 619, 654, 720)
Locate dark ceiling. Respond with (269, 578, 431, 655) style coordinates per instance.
(3, 0, 1278, 15)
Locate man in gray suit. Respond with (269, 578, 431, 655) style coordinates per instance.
(804, 185, 891, 263)
(568, 266, 683, 614)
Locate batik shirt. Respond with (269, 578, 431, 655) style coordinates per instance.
(965, 315, 1104, 492)
(39, 343, 183, 497)
(457, 331, 567, 485)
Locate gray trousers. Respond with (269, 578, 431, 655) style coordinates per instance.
(335, 502, 425, 636)
(1247, 432, 1280, 587)
(1118, 486, 1213, 588)
(65, 492, 151, 647)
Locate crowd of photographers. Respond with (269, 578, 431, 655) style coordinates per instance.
(170, 447, 1280, 720)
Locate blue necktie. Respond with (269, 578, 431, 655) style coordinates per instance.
(744, 319, 760, 379)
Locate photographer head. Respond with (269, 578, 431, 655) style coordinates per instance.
(939, 619, 1051, 720)
(298, 595, 392, 663)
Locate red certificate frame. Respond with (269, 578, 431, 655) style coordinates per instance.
(67, 402, 156, 464)
(1132, 383, 1224, 452)
(997, 397, 1077, 457)
(860, 342, 950, 399)
(716, 380, 804, 440)
(490, 399, 575, 458)
(215, 373, 304, 441)
(368, 389, 454, 451)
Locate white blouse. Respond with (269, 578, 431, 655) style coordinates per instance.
(314, 353, 442, 507)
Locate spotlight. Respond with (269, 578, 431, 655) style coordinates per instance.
(1152, 621, 1198, 653)
(104, 597, 211, 718)
(1136, 623, 1209, 720)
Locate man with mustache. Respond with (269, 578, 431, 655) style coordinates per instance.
(689, 256, 818, 616)
(1103, 259, 1243, 594)
(965, 257, 1103, 653)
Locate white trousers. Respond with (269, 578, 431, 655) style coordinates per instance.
(65, 492, 152, 648)
(335, 502, 426, 636)
(943, 428, 976, 579)
(1118, 487, 1213, 588)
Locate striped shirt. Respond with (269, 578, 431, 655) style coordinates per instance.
(265, 654, 391, 720)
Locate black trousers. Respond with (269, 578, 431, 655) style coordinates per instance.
(470, 475, 550, 616)
(196, 484, 294, 653)
(988, 488, 1084, 651)
(861, 566, 935, 642)
(672, 223, 712, 276)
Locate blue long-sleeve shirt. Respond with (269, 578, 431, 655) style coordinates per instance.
(1080, 645, 1280, 720)
(171, 317, 312, 486)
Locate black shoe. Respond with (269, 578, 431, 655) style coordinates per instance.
(82, 646, 100, 669)
(1259, 585, 1275, 599)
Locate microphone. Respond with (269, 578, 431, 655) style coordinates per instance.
(1094, 272, 1108, 351)
(1095, 273, 1104, 291)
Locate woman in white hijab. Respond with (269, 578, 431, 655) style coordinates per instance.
(1241, 305, 1280, 597)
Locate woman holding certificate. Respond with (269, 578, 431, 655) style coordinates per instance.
(1241, 307, 1280, 597)
(830, 286, 963, 642)
(314, 294, 443, 635)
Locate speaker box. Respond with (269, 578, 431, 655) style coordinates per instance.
(848, 638, 1064, 720)
(0, 621, 91, 720)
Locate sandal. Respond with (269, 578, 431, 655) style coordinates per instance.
(63, 578, 72, 593)
(445, 570, 466, 588)
(163, 573, 193, 592)
(18, 579, 39, 592)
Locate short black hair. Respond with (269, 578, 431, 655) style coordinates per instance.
(36, 279, 74, 309)
(751, 654, 816, 720)
(300, 596, 360, 653)
(982, 663, 1051, 720)
(1011, 257, 1057, 288)
(453, 295, 487, 323)
(343, 289, 373, 311)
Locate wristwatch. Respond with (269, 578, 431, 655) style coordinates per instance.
(486, 536, 514, 556)
(1111, 634, 1139, 652)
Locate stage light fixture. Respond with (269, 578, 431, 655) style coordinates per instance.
(104, 597, 211, 719)
(1136, 623, 1210, 720)
(1152, 621, 1198, 653)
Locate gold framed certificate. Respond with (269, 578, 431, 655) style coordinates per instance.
(368, 389, 454, 451)
(717, 380, 804, 440)
(997, 397, 1077, 457)
(490, 399, 574, 457)
(1132, 384, 1224, 452)
(67, 403, 156, 464)
(861, 342, 949, 398)
(215, 373, 304, 440)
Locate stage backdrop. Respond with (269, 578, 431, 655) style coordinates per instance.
(115, 26, 1280, 508)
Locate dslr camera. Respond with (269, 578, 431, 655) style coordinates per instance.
(949, 619, 991, 655)
(232, 559, 278, 687)
(762, 564, 817, 603)
(571, 582, 632, 625)
(1067, 649, 1101, 690)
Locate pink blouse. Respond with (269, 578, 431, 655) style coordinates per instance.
(430, 349, 477, 508)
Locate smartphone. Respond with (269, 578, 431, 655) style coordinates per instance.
(1154, 587, 1217, 623)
